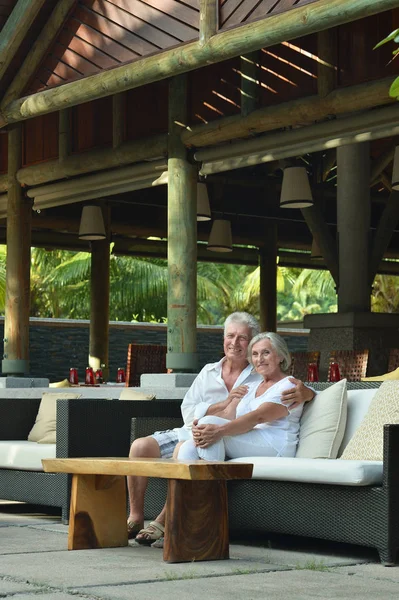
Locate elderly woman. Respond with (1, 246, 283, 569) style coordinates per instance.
(177, 332, 303, 461)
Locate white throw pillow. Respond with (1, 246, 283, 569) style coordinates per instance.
(296, 379, 347, 459)
(119, 389, 155, 400)
(27, 392, 81, 444)
(341, 380, 399, 461)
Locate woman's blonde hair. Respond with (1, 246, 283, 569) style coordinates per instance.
(247, 332, 291, 373)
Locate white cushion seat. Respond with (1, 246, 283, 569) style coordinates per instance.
(0, 441, 56, 471)
(228, 456, 383, 486)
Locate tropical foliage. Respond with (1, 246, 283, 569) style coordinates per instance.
(374, 30, 399, 99)
(1, 246, 399, 322)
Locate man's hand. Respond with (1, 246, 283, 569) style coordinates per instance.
(281, 377, 315, 409)
(192, 422, 222, 448)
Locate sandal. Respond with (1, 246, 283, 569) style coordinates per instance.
(151, 536, 164, 549)
(127, 520, 144, 540)
(135, 521, 165, 546)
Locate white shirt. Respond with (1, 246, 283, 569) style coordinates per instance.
(177, 358, 262, 441)
(236, 377, 303, 455)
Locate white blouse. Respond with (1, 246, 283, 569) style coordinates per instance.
(236, 376, 303, 456)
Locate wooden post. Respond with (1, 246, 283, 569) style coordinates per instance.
(199, 0, 217, 46)
(240, 51, 260, 118)
(58, 109, 71, 162)
(337, 143, 371, 312)
(2, 125, 31, 375)
(112, 93, 125, 148)
(167, 75, 198, 372)
(317, 29, 337, 98)
(89, 205, 110, 381)
(259, 224, 277, 332)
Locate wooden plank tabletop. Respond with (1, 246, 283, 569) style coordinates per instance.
(42, 457, 253, 480)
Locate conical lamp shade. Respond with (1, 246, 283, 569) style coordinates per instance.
(392, 146, 399, 190)
(197, 183, 211, 221)
(79, 205, 106, 240)
(207, 219, 233, 252)
(280, 166, 313, 208)
(310, 237, 323, 260)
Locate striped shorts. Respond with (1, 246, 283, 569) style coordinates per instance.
(151, 429, 179, 458)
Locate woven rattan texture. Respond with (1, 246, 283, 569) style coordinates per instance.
(126, 343, 167, 387)
(131, 415, 183, 520)
(289, 351, 320, 381)
(328, 350, 369, 381)
(0, 398, 41, 439)
(387, 348, 399, 373)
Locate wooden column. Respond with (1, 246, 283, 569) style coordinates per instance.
(337, 143, 371, 312)
(89, 206, 110, 380)
(259, 224, 277, 332)
(199, 0, 217, 46)
(59, 109, 71, 162)
(2, 124, 31, 375)
(112, 93, 125, 148)
(240, 51, 260, 117)
(167, 75, 198, 372)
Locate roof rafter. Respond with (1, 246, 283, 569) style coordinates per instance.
(1, 0, 399, 127)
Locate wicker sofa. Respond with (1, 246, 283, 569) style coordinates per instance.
(0, 397, 181, 522)
(134, 381, 399, 566)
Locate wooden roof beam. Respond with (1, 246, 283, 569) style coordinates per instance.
(1, 0, 398, 127)
(0, 0, 76, 108)
(185, 76, 396, 148)
(0, 0, 46, 83)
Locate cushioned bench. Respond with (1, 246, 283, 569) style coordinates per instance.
(133, 380, 399, 565)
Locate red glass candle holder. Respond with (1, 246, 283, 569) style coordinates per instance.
(69, 368, 78, 385)
(95, 369, 103, 384)
(307, 362, 319, 382)
(329, 361, 341, 382)
(85, 366, 95, 385)
(116, 367, 125, 383)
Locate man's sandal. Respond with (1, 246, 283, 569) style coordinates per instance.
(135, 521, 165, 546)
(127, 520, 144, 540)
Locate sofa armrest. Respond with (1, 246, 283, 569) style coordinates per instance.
(383, 424, 399, 490)
(56, 398, 182, 458)
(0, 397, 41, 439)
(131, 416, 184, 442)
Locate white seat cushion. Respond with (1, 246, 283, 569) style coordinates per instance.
(0, 441, 56, 471)
(229, 456, 383, 486)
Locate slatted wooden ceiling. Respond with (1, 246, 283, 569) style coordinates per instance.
(19, 0, 322, 94)
(219, 0, 317, 29)
(27, 0, 200, 93)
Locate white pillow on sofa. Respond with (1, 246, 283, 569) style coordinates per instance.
(27, 392, 81, 444)
(295, 379, 347, 459)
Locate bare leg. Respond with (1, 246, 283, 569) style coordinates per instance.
(127, 436, 161, 524)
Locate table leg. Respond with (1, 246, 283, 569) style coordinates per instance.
(68, 474, 128, 550)
(163, 479, 229, 562)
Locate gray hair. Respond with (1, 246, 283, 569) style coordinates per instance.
(224, 312, 260, 340)
(248, 332, 291, 373)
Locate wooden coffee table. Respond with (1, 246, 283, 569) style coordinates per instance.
(42, 457, 253, 563)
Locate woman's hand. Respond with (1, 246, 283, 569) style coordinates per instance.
(226, 385, 248, 403)
(192, 421, 222, 448)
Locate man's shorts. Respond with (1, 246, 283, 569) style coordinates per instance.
(151, 429, 179, 458)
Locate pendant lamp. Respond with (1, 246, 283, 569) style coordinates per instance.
(78, 205, 106, 240)
(207, 219, 233, 252)
(197, 182, 211, 221)
(280, 166, 314, 209)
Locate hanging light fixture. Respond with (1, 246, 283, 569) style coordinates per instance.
(310, 237, 323, 260)
(280, 166, 314, 208)
(207, 219, 233, 252)
(78, 205, 106, 240)
(197, 182, 211, 221)
(392, 146, 399, 190)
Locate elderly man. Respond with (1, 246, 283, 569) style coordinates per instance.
(127, 312, 314, 546)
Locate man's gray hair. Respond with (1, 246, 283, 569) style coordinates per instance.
(248, 332, 292, 373)
(224, 312, 260, 340)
